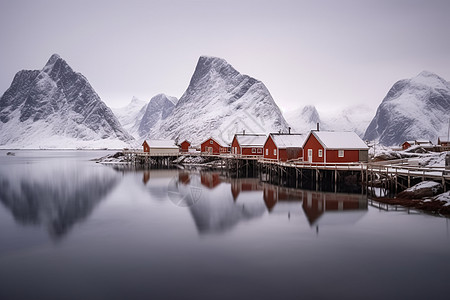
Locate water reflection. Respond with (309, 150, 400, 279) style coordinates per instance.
(161, 171, 368, 235)
(0, 154, 118, 239)
(302, 190, 367, 227)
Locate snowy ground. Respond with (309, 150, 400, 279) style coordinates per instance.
(372, 144, 447, 167)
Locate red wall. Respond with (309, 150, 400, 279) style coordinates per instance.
(263, 136, 278, 160)
(304, 133, 363, 163)
(201, 138, 221, 154)
(231, 137, 241, 155)
(180, 141, 190, 152)
(303, 134, 324, 163)
(325, 149, 360, 163)
(142, 141, 150, 153)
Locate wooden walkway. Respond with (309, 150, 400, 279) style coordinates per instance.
(121, 149, 450, 191)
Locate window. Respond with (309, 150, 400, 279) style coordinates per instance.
(266, 149, 268, 155)
(273, 149, 276, 156)
(318, 149, 323, 157)
(338, 150, 344, 157)
(252, 148, 256, 153)
(257, 148, 262, 154)
(210, 140, 213, 144)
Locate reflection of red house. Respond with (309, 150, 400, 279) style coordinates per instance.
(180, 140, 191, 152)
(263, 185, 304, 211)
(143, 171, 150, 184)
(179, 172, 190, 185)
(263, 133, 305, 162)
(201, 173, 221, 189)
(302, 191, 367, 225)
(201, 137, 230, 155)
(230, 179, 262, 200)
(231, 134, 266, 156)
(302, 131, 369, 163)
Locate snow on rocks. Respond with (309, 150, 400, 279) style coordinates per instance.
(397, 181, 443, 199)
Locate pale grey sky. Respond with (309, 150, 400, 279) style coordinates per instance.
(1, 0, 449, 114)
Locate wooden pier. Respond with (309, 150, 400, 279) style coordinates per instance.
(121, 150, 450, 192)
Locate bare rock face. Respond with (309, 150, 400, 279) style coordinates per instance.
(364, 71, 450, 146)
(0, 54, 134, 148)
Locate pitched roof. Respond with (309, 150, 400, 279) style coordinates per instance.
(270, 133, 306, 149)
(145, 139, 178, 149)
(438, 136, 450, 143)
(201, 137, 229, 147)
(235, 134, 267, 147)
(311, 131, 368, 150)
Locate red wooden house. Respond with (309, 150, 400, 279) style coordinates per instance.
(302, 131, 369, 163)
(263, 133, 306, 162)
(180, 140, 191, 152)
(142, 139, 179, 154)
(401, 141, 414, 150)
(231, 133, 266, 156)
(201, 137, 230, 155)
(438, 136, 450, 151)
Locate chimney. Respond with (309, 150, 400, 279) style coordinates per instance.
(316, 123, 320, 131)
(243, 129, 245, 135)
(278, 129, 281, 134)
(288, 127, 291, 134)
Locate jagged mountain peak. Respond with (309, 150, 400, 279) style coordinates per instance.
(363, 71, 450, 146)
(410, 70, 450, 90)
(152, 93, 178, 105)
(0, 55, 134, 148)
(148, 56, 288, 145)
(41, 53, 73, 75)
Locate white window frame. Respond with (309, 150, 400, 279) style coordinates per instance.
(273, 149, 276, 156)
(338, 150, 344, 157)
(252, 148, 256, 153)
(210, 140, 213, 144)
(318, 149, 323, 157)
(257, 148, 262, 154)
(265, 148, 268, 155)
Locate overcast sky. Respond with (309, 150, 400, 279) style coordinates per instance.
(1, 0, 449, 114)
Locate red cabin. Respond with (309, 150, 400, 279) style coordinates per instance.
(231, 134, 266, 156)
(401, 141, 414, 150)
(263, 133, 305, 162)
(142, 140, 150, 152)
(201, 137, 230, 155)
(302, 131, 369, 163)
(180, 140, 191, 152)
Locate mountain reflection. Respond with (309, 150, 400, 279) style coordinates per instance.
(0, 160, 118, 239)
(163, 171, 368, 234)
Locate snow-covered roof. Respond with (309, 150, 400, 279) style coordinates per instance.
(145, 139, 178, 149)
(201, 137, 229, 147)
(415, 139, 432, 144)
(403, 141, 415, 145)
(438, 136, 450, 143)
(311, 131, 369, 150)
(235, 134, 267, 147)
(270, 134, 306, 149)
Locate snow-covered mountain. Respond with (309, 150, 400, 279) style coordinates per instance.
(111, 96, 147, 139)
(364, 71, 450, 146)
(285, 104, 373, 137)
(285, 105, 321, 133)
(321, 105, 374, 137)
(149, 56, 289, 145)
(0, 54, 134, 149)
(138, 93, 177, 138)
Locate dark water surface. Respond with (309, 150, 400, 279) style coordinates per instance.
(0, 151, 449, 300)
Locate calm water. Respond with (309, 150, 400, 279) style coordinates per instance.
(0, 150, 449, 300)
